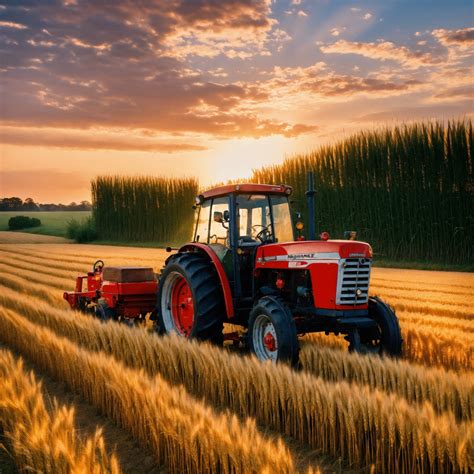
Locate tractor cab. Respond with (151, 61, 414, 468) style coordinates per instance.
(192, 184, 295, 302)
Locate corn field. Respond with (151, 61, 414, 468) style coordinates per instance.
(0, 242, 472, 473)
(252, 120, 473, 265)
(92, 175, 198, 243)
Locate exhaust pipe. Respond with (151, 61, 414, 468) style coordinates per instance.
(306, 171, 316, 240)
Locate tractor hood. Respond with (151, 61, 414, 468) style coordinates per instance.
(256, 240, 372, 266)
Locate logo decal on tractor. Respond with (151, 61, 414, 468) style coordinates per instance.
(258, 252, 340, 263)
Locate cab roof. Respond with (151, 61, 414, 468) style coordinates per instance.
(199, 183, 292, 201)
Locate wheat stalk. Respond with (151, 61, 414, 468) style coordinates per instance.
(0, 347, 120, 473)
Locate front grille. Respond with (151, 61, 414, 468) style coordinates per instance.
(336, 258, 371, 305)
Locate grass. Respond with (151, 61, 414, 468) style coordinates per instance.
(0, 211, 91, 237)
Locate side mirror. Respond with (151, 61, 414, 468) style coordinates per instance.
(213, 211, 223, 223)
(223, 210, 230, 222)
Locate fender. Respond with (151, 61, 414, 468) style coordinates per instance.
(177, 243, 235, 319)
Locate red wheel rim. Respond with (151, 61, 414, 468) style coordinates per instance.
(171, 275, 194, 336)
(263, 332, 276, 352)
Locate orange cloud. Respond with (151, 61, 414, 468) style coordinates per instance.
(320, 39, 442, 68)
(432, 27, 474, 49)
(0, 126, 208, 152)
(0, 0, 316, 148)
(261, 63, 424, 104)
(0, 20, 27, 29)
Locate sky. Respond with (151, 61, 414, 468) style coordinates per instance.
(0, 0, 473, 203)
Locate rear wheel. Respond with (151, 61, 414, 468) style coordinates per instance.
(156, 253, 224, 344)
(248, 297, 299, 367)
(353, 296, 403, 356)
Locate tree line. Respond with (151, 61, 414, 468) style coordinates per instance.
(0, 197, 92, 212)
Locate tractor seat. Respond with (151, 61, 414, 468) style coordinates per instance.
(238, 236, 260, 247)
(102, 266, 155, 283)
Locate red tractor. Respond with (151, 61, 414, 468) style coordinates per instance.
(154, 181, 403, 366)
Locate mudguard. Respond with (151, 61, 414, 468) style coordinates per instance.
(177, 243, 235, 318)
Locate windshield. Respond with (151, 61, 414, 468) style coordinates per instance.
(270, 195, 295, 242)
(236, 194, 294, 243)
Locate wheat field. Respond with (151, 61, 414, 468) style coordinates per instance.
(0, 240, 473, 473)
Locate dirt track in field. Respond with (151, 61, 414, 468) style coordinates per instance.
(0, 231, 71, 244)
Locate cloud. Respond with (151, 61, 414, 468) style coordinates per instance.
(363, 13, 373, 20)
(355, 103, 472, 122)
(0, 126, 208, 152)
(1, 1, 471, 156)
(303, 75, 422, 98)
(0, 20, 27, 29)
(0, 0, 318, 147)
(260, 63, 424, 105)
(330, 28, 344, 37)
(161, 1, 281, 60)
(320, 39, 443, 68)
(432, 27, 474, 50)
(433, 85, 474, 101)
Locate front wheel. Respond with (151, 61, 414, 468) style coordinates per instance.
(355, 296, 403, 356)
(248, 297, 299, 367)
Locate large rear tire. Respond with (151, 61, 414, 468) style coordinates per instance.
(156, 253, 224, 344)
(248, 296, 299, 367)
(356, 296, 403, 356)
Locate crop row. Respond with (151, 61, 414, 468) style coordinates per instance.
(0, 307, 296, 474)
(1, 259, 472, 374)
(7, 283, 470, 422)
(304, 317, 474, 373)
(0, 347, 119, 473)
(0, 286, 471, 473)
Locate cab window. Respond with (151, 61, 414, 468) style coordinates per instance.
(194, 200, 211, 243)
(236, 194, 270, 241)
(209, 197, 230, 245)
(270, 195, 294, 242)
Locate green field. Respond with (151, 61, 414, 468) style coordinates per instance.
(0, 211, 91, 237)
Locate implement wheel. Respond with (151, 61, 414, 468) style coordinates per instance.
(248, 296, 299, 367)
(156, 253, 224, 344)
(95, 301, 115, 322)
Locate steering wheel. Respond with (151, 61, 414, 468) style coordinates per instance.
(255, 226, 272, 243)
(93, 260, 104, 272)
